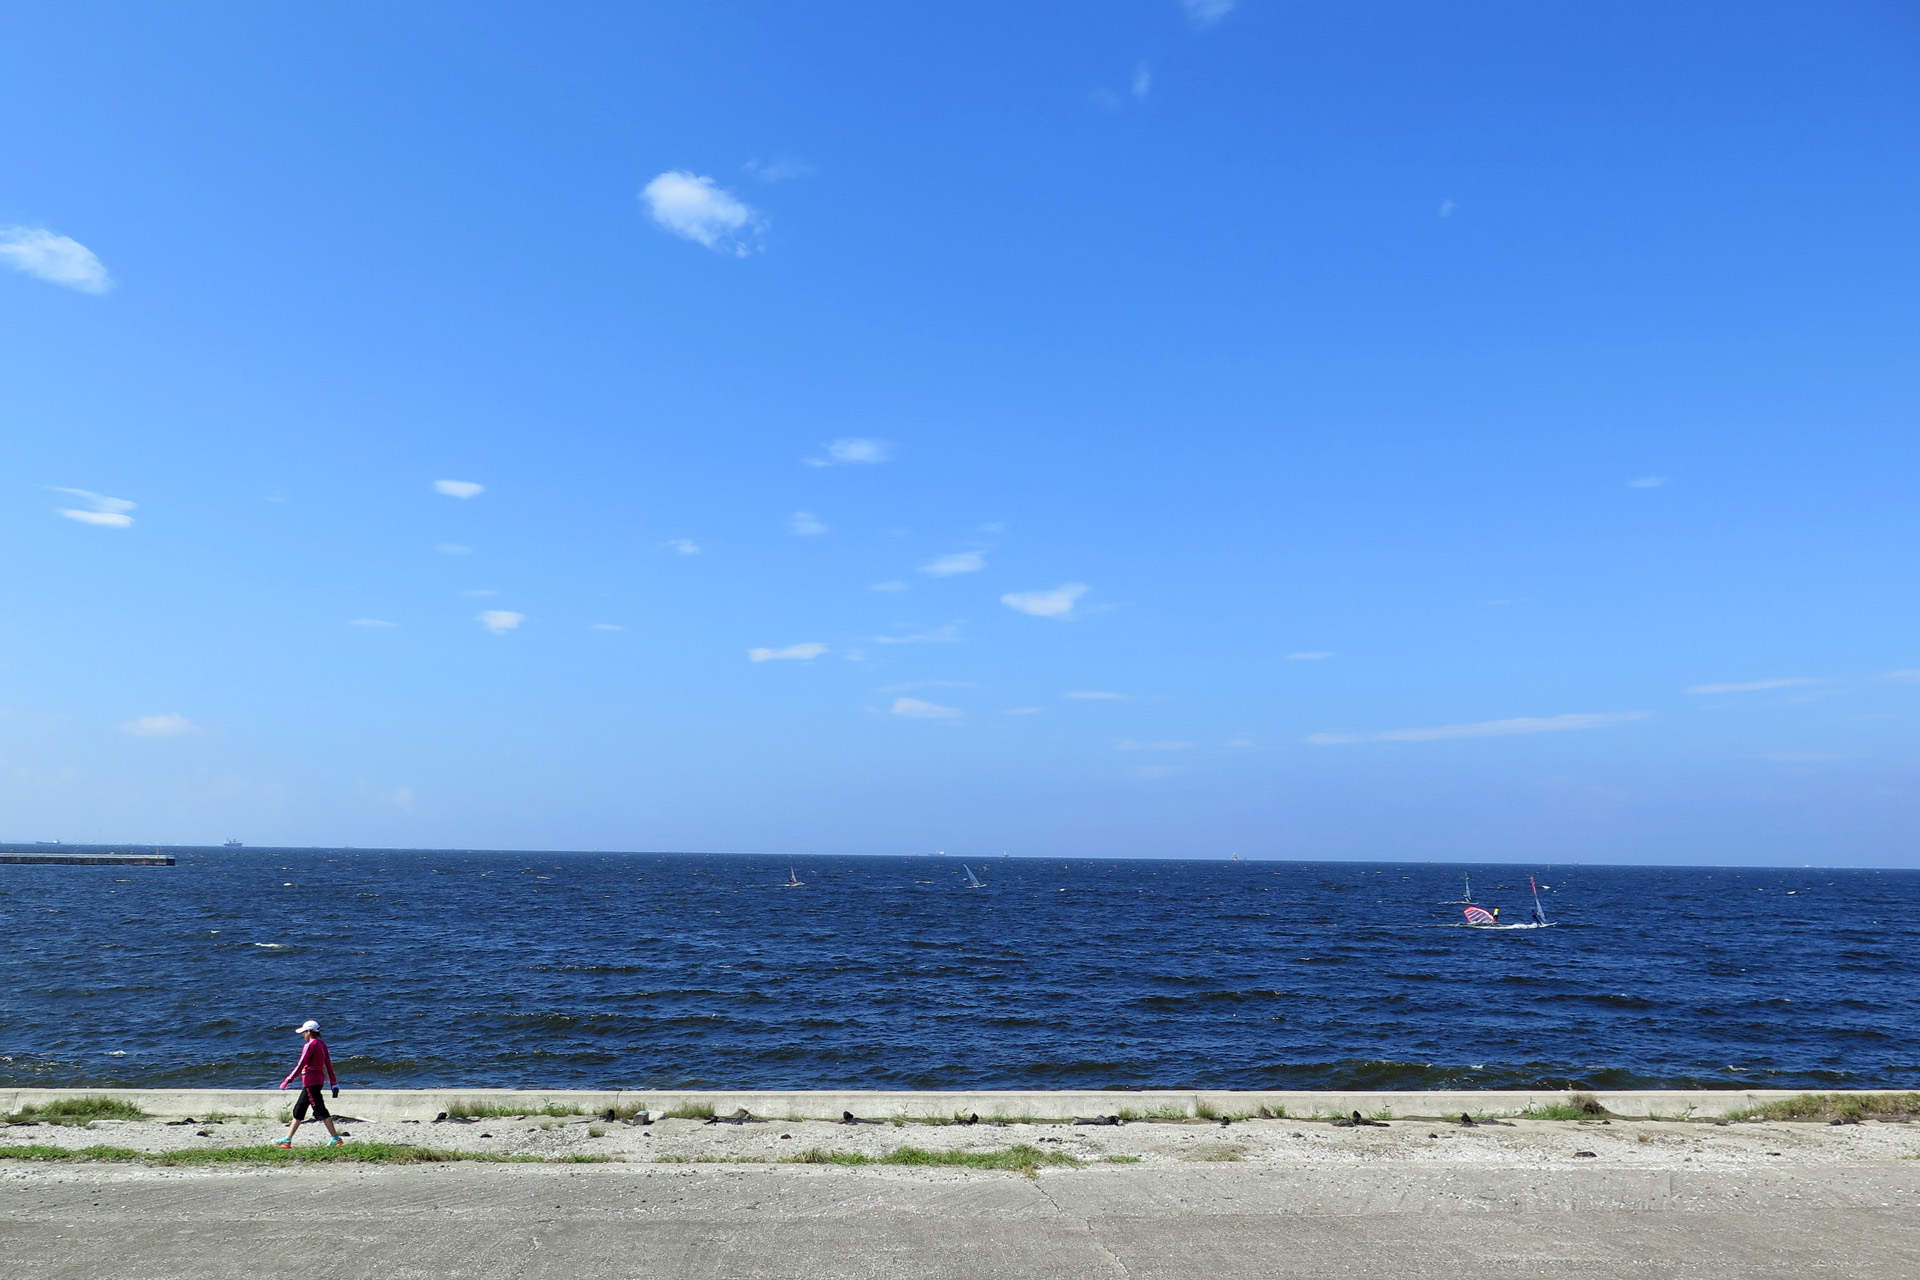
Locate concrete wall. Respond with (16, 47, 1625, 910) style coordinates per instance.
(0, 1086, 1889, 1122)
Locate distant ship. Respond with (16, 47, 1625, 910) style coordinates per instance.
(223, 839, 243, 848)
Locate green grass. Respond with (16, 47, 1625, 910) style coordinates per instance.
(1104, 1154, 1143, 1163)
(660, 1104, 716, 1120)
(784, 1144, 1081, 1174)
(445, 1100, 583, 1120)
(1725, 1093, 1920, 1123)
(1117, 1106, 1188, 1121)
(4, 1097, 147, 1126)
(1521, 1093, 1612, 1121)
(0, 1142, 613, 1166)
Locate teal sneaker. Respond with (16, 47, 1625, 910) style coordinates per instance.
(272, 1139, 292, 1149)
(326, 1136, 344, 1147)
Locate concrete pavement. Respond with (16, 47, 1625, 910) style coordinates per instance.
(5, 1160, 1917, 1278)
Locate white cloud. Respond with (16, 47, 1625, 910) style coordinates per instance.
(1286, 651, 1332, 661)
(436, 543, 472, 555)
(433, 480, 484, 499)
(117, 712, 198, 738)
(388, 785, 415, 811)
(750, 642, 828, 662)
(1117, 739, 1194, 750)
(870, 581, 909, 592)
(920, 551, 985, 576)
(51, 487, 135, 528)
(1002, 583, 1088, 619)
(641, 171, 762, 256)
(478, 610, 524, 634)
(890, 697, 962, 720)
(1181, 0, 1235, 28)
(347, 618, 397, 628)
(666, 538, 701, 555)
(744, 157, 815, 183)
(1439, 199, 1457, 218)
(880, 680, 978, 692)
(1065, 690, 1127, 700)
(875, 624, 962, 645)
(590, 623, 625, 631)
(1627, 475, 1670, 489)
(1879, 669, 1920, 683)
(1132, 63, 1152, 100)
(1004, 706, 1043, 715)
(1685, 678, 1820, 695)
(1307, 711, 1649, 745)
(789, 511, 828, 536)
(805, 437, 893, 467)
(0, 226, 111, 293)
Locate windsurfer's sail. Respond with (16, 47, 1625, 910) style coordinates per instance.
(1463, 905, 1497, 925)
(962, 864, 984, 888)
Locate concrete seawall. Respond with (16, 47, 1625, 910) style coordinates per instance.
(1, 1086, 1888, 1120)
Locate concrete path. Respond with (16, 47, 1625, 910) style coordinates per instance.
(7, 1160, 1917, 1278)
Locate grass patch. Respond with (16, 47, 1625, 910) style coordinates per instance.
(785, 1144, 1081, 1174)
(445, 1100, 583, 1120)
(1104, 1154, 1143, 1163)
(1117, 1106, 1189, 1122)
(661, 1104, 716, 1120)
(1726, 1093, 1920, 1124)
(0, 1142, 614, 1166)
(1522, 1093, 1612, 1121)
(5, 1097, 147, 1126)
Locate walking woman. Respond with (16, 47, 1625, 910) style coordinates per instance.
(275, 1019, 343, 1148)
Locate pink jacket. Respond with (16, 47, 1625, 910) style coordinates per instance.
(280, 1037, 337, 1089)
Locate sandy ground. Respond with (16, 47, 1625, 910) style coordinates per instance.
(7, 1109, 1919, 1168)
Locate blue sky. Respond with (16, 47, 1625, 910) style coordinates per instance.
(4, 1, 1919, 863)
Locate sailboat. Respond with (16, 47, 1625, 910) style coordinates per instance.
(1439, 876, 1475, 905)
(781, 865, 804, 888)
(961, 865, 985, 889)
(1461, 876, 1557, 929)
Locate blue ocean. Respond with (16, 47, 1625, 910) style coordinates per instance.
(1, 848, 1913, 1092)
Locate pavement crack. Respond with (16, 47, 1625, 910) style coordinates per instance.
(1033, 1178, 1130, 1278)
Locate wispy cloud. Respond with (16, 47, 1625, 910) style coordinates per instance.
(641, 171, 762, 256)
(1117, 739, 1194, 751)
(665, 538, 701, 555)
(890, 697, 962, 720)
(590, 623, 624, 631)
(1627, 475, 1670, 489)
(871, 580, 909, 592)
(1439, 199, 1457, 217)
(880, 680, 979, 693)
(743, 157, 815, 184)
(788, 511, 828, 536)
(750, 642, 827, 662)
(1286, 651, 1332, 661)
(1004, 706, 1043, 715)
(805, 437, 892, 467)
(347, 618, 397, 628)
(1064, 690, 1127, 700)
(920, 551, 984, 576)
(1879, 669, 1920, 684)
(1181, 0, 1235, 28)
(1685, 678, 1820, 695)
(875, 624, 962, 645)
(436, 543, 472, 555)
(1132, 62, 1152, 99)
(1002, 583, 1088, 619)
(51, 487, 135, 528)
(117, 712, 198, 737)
(0, 226, 111, 293)
(1308, 711, 1648, 745)
(433, 480, 484, 499)
(478, 610, 524, 634)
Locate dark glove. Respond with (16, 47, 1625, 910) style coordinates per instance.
(331, 1086, 338, 1099)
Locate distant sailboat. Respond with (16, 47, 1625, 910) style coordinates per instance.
(1439, 876, 1475, 905)
(782, 865, 804, 888)
(962, 865, 985, 889)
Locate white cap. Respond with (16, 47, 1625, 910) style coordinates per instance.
(294, 1019, 320, 1034)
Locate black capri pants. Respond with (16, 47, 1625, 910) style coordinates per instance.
(292, 1085, 331, 1121)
